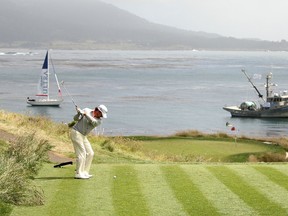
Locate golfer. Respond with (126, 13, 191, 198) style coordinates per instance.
(70, 104, 108, 179)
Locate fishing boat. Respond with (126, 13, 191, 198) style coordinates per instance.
(27, 50, 63, 106)
(223, 69, 288, 118)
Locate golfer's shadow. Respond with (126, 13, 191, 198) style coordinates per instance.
(35, 176, 74, 180)
(35, 161, 75, 180)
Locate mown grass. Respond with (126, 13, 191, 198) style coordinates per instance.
(253, 166, 288, 190)
(112, 165, 149, 216)
(9, 164, 288, 216)
(207, 166, 288, 215)
(161, 165, 220, 215)
(123, 135, 286, 163)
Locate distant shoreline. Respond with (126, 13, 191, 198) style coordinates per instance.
(1, 42, 288, 52)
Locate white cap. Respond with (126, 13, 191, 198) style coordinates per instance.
(98, 104, 108, 118)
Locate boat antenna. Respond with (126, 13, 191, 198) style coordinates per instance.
(241, 69, 265, 101)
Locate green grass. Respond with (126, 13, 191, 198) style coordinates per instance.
(161, 165, 220, 215)
(2, 111, 288, 215)
(10, 163, 288, 216)
(0, 201, 12, 216)
(132, 137, 284, 162)
(207, 165, 288, 215)
(112, 165, 149, 216)
(253, 166, 288, 190)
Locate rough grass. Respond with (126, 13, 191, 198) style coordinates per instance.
(0, 110, 72, 155)
(1, 110, 287, 164)
(0, 133, 51, 206)
(6, 133, 52, 178)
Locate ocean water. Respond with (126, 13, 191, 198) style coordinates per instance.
(1, 49, 288, 138)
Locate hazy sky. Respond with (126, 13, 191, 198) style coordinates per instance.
(102, 0, 288, 41)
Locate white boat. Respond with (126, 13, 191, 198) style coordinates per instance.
(223, 69, 288, 118)
(27, 50, 63, 106)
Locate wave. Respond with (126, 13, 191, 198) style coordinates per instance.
(0, 51, 36, 56)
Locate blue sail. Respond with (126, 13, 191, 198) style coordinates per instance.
(42, 51, 48, 69)
(36, 51, 49, 96)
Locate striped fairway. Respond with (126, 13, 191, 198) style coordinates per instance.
(208, 165, 288, 215)
(181, 165, 257, 216)
(253, 165, 288, 191)
(232, 165, 288, 213)
(82, 165, 116, 216)
(161, 165, 220, 215)
(111, 165, 149, 216)
(11, 164, 288, 216)
(135, 165, 187, 216)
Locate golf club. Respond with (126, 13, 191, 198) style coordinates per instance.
(53, 161, 73, 168)
(61, 81, 77, 107)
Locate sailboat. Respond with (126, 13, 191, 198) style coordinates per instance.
(27, 50, 63, 106)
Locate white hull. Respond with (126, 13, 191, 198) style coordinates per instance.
(223, 105, 288, 118)
(27, 98, 63, 106)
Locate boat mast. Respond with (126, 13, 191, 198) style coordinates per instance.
(47, 51, 50, 100)
(266, 72, 273, 98)
(241, 69, 265, 101)
(50, 52, 62, 98)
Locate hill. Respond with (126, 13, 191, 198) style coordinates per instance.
(1, 0, 288, 50)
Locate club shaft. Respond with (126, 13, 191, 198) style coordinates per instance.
(62, 82, 77, 107)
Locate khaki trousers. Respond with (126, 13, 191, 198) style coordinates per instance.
(70, 129, 94, 175)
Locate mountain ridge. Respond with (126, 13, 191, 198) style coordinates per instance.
(1, 0, 288, 50)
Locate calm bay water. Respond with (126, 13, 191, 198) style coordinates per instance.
(1, 49, 288, 138)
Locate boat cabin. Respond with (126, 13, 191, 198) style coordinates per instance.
(266, 93, 288, 107)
